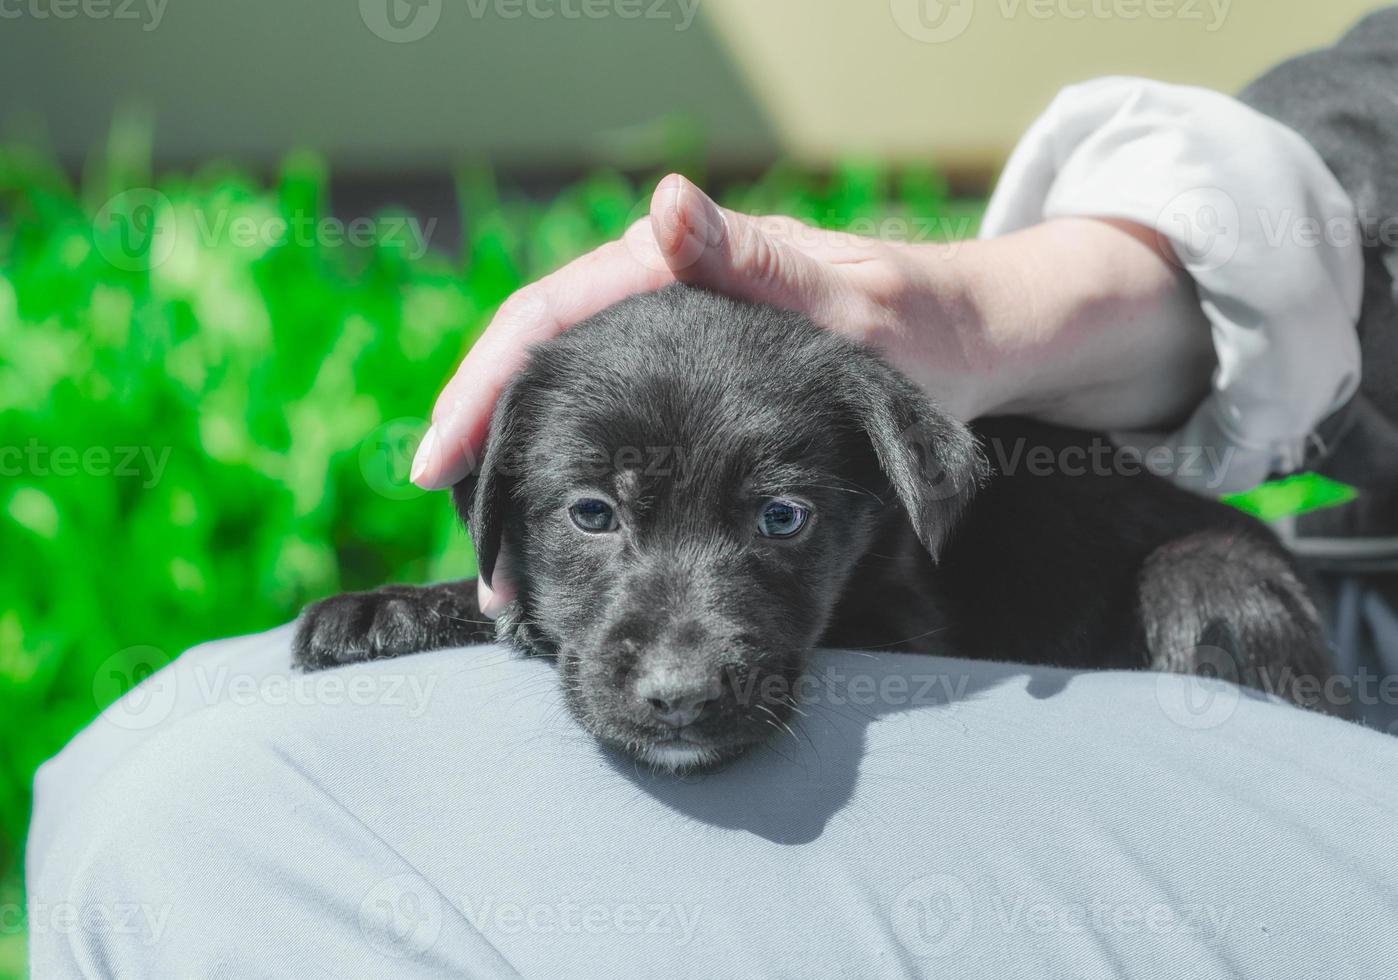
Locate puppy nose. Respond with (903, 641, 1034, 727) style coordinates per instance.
(635, 676, 720, 728)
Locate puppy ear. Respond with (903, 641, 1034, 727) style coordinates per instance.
(450, 375, 527, 588)
(841, 352, 987, 560)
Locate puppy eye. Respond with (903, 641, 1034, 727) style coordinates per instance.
(569, 498, 619, 533)
(757, 498, 810, 539)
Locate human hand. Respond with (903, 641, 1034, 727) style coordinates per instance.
(410, 175, 1211, 615)
(410, 173, 995, 489)
(408, 174, 998, 614)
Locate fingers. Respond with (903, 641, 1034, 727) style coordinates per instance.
(649, 173, 835, 313)
(477, 546, 517, 619)
(410, 236, 674, 489)
(411, 173, 841, 491)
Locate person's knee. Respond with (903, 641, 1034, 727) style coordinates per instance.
(27, 703, 276, 973)
(41, 701, 268, 865)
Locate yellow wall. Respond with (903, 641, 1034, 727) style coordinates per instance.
(703, 0, 1389, 171)
(2, 0, 1386, 173)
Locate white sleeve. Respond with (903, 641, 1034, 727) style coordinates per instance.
(980, 76, 1364, 494)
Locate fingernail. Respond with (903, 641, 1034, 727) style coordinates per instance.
(410, 425, 438, 486)
(682, 180, 726, 248)
(654, 174, 687, 257)
(666, 177, 726, 273)
(477, 576, 499, 619)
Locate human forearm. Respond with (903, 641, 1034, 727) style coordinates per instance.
(943, 216, 1216, 431)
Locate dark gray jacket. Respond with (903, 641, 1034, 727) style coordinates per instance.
(1242, 8, 1398, 568)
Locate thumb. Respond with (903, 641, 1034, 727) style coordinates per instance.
(649, 174, 827, 311)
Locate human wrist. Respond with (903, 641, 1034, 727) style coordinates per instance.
(876, 237, 1012, 422)
(938, 218, 1214, 430)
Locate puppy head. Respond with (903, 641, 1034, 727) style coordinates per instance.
(454, 285, 983, 771)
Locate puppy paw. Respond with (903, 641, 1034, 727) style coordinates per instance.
(292, 588, 439, 671)
(1138, 529, 1341, 715)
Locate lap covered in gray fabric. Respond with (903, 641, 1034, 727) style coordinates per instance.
(28, 627, 1398, 978)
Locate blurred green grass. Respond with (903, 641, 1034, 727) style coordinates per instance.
(0, 122, 984, 970)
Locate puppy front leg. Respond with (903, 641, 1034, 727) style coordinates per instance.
(292, 580, 496, 671)
(1136, 530, 1346, 717)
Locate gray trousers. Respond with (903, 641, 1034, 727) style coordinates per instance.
(27, 625, 1398, 977)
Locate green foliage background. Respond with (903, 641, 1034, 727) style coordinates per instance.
(0, 123, 984, 972)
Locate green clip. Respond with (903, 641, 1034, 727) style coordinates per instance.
(1222, 473, 1359, 522)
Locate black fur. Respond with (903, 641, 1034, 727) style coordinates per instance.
(294, 284, 1340, 768)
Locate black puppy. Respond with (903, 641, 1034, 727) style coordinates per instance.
(295, 284, 1337, 769)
